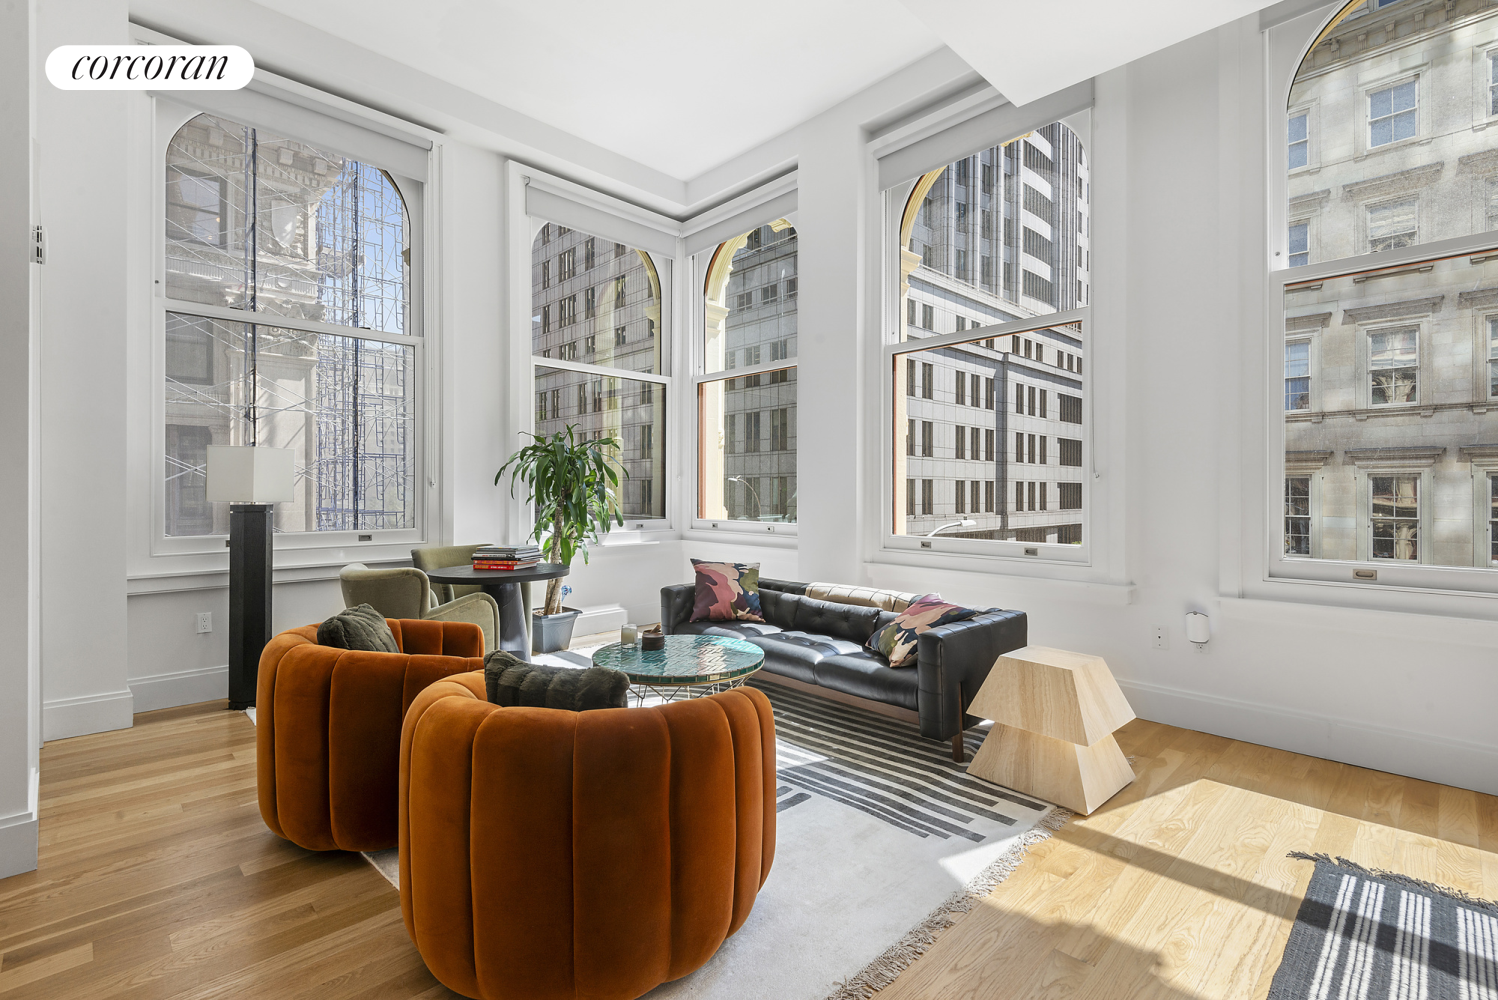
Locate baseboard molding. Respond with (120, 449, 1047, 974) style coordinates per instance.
(573, 605, 627, 636)
(42, 689, 134, 742)
(1116, 678, 1498, 797)
(0, 810, 38, 879)
(129, 665, 228, 714)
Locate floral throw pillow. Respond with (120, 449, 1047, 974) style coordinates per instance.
(866, 594, 978, 667)
(689, 559, 765, 622)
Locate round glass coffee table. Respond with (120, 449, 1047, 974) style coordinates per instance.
(592, 635, 765, 705)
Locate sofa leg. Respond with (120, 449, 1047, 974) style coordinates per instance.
(951, 733, 965, 763)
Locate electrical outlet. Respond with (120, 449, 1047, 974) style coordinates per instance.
(1151, 625, 1168, 650)
(196, 612, 213, 634)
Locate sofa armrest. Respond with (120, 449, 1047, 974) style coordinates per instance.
(660, 584, 696, 634)
(914, 609, 1027, 741)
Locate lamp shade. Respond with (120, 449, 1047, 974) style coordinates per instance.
(206, 446, 295, 503)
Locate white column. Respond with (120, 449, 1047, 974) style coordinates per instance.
(0, 0, 39, 879)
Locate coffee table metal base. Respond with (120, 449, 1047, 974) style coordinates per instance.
(626, 674, 758, 707)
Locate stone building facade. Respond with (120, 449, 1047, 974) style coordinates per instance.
(1284, 0, 1498, 567)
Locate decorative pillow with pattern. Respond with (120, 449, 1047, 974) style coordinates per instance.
(866, 594, 978, 667)
(689, 559, 765, 622)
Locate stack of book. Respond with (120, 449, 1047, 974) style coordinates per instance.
(471, 545, 543, 571)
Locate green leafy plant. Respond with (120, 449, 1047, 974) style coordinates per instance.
(496, 426, 626, 616)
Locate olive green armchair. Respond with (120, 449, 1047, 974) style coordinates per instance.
(337, 563, 500, 653)
(411, 544, 535, 647)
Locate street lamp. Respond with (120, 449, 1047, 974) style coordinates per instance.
(925, 518, 976, 537)
(727, 476, 763, 519)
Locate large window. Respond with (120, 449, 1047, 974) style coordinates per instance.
(163, 113, 416, 537)
(890, 121, 1088, 548)
(698, 222, 798, 525)
(1278, 0, 1498, 580)
(531, 224, 666, 520)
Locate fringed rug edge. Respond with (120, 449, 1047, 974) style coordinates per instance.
(1286, 851, 1498, 914)
(821, 805, 1073, 1000)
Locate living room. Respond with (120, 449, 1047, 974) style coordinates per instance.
(2, 0, 1496, 998)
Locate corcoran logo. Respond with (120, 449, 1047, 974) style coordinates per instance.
(46, 45, 254, 90)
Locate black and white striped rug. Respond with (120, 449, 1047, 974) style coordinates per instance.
(758, 679, 1049, 839)
(1269, 853, 1498, 1000)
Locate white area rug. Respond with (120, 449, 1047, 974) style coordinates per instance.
(250, 646, 1069, 999)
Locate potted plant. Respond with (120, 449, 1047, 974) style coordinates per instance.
(496, 425, 625, 652)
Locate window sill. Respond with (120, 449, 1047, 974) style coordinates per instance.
(863, 554, 1134, 605)
(127, 554, 415, 596)
(1247, 569, 1498, 622)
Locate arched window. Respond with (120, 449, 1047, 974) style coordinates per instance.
(162, 113, 417, 537)
(530, 224, 666, 520)
(888, 122, 1089, 549)
(1276, 0, 1498, 576)
(696, 222, 798, 525)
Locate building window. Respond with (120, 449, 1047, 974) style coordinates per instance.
(921, 421, 934, 457)
(921, 303, 934, 329)
(1368, 198, 1417, 253)
(1288, 112, 1308, 169)
(955, 481, 965, 513)
(1368, 80, 1416, 148)
(699, 221, 798, 524)
(907, 418, 916, 455)
(1370, 475, 1419, 560)
(1059, 438, 1082, 467)
(907, 478, 916, 516)
(1288, 222, 1309, 268)
(985, 428, 994, 461)
(1059, 393, 1081, 423)
(1285, 341, 1310, 411)
(1015, 431, 1023, 461)
(1285, 476, 1311, 555)
(921, 363, 934, 399)
(955, 372, 967, 405)
(1491, 475, 1498, 563)
(1059, 482, 1082, 510)
(921, 479, 934, 515)
(162, 113, 416, 537)
(558, 248, 577, 281)
(615, 326, 627, 346)
(1369, 328, 1418, 405)
(955, 424, 966, 459)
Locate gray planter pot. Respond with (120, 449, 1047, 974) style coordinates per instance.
(532, 606, 581, 654)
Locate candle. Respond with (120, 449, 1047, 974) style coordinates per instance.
(621, 623, 639, 645)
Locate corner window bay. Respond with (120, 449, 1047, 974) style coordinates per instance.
(1277, 0, 1498, 573)
(890, 120, 1089, 548)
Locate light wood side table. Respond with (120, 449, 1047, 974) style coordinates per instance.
(965, 645, 1136, 814)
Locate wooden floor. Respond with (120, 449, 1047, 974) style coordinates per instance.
(882, 718, 1498, 1000)
(1, 696, 1494, 999)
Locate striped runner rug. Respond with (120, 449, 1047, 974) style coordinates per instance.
(1268, 853, 1498, 1000)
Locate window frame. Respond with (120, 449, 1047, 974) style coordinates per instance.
(875, 101, 1099, 570)
(689, 208, 800, 538)
(149, 100, 431, 561)
(1261, 1, 1498, 599)
(526, 220, 673, 531)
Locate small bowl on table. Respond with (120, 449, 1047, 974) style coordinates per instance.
(641, 631, 666, 651)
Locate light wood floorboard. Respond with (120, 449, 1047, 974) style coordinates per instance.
(2, 662, 1493, 999)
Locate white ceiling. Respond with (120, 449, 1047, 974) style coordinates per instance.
(897, 0, 1283, 107)
(247, 0, 947, 180)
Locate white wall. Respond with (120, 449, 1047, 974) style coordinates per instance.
(0, 0, 40, 879)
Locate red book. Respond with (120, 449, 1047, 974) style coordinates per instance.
(472, 561, 538, 570)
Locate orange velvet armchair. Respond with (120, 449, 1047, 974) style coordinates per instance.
(399, 675, 777, 1000)
(257, 618, 484, 852)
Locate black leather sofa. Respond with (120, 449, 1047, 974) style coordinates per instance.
(660, 578, 1026, 760)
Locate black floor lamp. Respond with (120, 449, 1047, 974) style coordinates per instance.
(206, 445, 294, 710)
